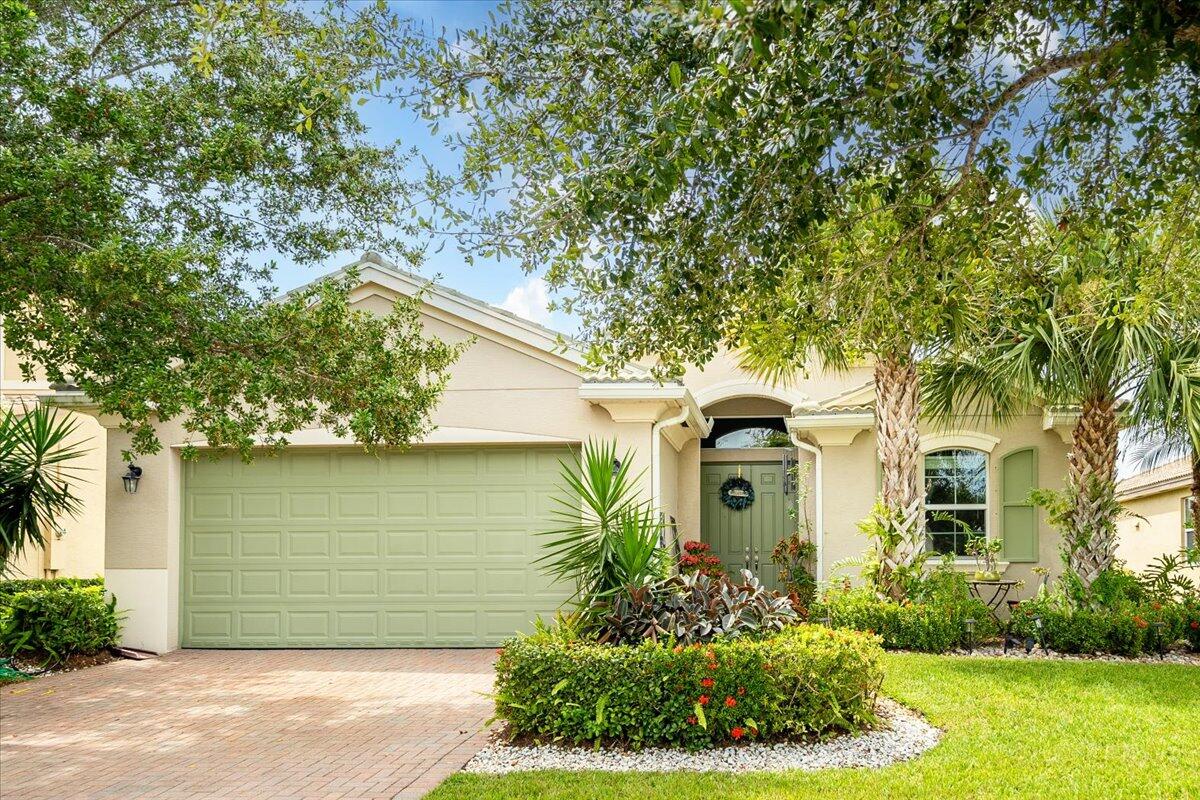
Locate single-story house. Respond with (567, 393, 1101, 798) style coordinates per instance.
(13, 253, 1077, 652)
(1116, 459, 1197, 573)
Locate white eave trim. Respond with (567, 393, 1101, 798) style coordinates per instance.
(579, 382, 712, 439)
(303, 255, 651, 379)
(785, 411, 875, 447)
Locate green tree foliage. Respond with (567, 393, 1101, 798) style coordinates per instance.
(0, 0, 463, 456)
(410, 0, 1200, 376)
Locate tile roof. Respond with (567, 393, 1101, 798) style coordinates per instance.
(1116, 458, 1193, 500)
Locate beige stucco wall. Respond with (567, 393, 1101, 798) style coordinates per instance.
(1117, 487, 1196, 574)
(817, 413, 1070, 593)
(101, 284, 673, 650)
(86, 275, 1078, 649)
(2, 336, 107, 581)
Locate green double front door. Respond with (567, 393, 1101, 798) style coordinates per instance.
(181, 446, 572, 648)
(700, 461, 793, 592)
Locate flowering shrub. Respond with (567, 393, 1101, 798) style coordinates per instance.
(1010, 596, 1191, 656)
(678, 540, 725, 577)
(811, 585, 997, 653)
(493, 624, 882, 748)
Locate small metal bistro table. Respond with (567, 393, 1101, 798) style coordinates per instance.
(967, 579, 1020, 623)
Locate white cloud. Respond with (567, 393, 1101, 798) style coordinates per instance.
(498, 276, 552, 325)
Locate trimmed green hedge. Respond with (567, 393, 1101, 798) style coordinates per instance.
(813, 587, 998, 653)
(0, 576, 104, 603)
(1011, 598, 1197, 656)
(0, 581, 119, 664)
(493, 624, 883, 749)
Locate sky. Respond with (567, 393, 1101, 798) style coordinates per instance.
(264, 1, 576, 332)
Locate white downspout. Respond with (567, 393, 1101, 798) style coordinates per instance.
(789, 432, 824, 583)
(651, 403, 693, 513)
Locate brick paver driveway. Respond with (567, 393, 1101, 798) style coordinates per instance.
(0, 649, 496, 800)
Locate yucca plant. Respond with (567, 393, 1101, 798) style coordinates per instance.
(0, 404, 89, 574)
(537, 439, 664, 613)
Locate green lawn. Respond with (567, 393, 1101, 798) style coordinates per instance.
(430, 653, 1199, 800)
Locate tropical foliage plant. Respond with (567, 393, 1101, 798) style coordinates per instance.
(0, 405, 88, 573)
(0, 581, 120, 665)
(493, 624, 882, 749)
(537, 439, 665, 612)
(596, 569, 798, 646)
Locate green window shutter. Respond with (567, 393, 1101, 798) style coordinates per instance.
(1001, 448, 1039, 562)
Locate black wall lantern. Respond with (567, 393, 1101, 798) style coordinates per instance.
(121, 464, 143, 494)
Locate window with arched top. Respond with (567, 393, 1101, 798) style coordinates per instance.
(924, 448, 988, 556)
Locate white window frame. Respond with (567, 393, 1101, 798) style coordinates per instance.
(924, 448, 989, 558)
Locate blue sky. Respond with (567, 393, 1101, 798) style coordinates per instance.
(268, 1, 575, 331)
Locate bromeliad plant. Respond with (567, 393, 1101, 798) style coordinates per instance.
(537, 439, 665, 614)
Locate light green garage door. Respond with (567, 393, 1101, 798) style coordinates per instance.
(181, 446, 572, 647)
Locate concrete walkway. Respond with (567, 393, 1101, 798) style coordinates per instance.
(0, 649, 496, 800)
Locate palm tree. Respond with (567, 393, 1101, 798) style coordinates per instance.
(0, 403, 89, 573)
(925, 218, 1200, 587)
(1127, 338, 1200, 546)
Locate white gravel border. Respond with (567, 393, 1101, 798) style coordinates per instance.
(464, 698, 940, 774)
(945, 645, 1200, 665)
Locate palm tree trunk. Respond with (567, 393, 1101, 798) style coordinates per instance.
(1065, 394, 1120, 587)
(1191, 453, 1200, 550)
(874, 353, 923, 600)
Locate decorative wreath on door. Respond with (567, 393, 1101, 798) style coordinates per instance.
(719, 475, 755, 510)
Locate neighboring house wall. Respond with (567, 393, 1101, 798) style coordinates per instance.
(1117, 486, 1197, 574)
(1, 337, 107, 581)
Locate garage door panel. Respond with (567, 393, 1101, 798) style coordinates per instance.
(182, 446, 574, 647)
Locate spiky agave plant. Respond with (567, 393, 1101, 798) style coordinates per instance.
(0, 403, 89, 574)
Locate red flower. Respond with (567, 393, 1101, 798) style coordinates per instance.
(1190, 621, 1199, 630)
(1132, 615, 1149, 629)
(1151, 602, 1163, 611)
(737, 686, 746, 697)
(687, 715, 698, 725)
(762, 662, 773, 671)
(680, 554, 700, 567)
(724, 696, 737, 708)
(673, 645, 684, 654)
(698, 695, 710, 706)
(683, 540, 711, 553)
(700, 678, 715, 688)
(731, 727, 745, 740)
(707, 661, 719, 670)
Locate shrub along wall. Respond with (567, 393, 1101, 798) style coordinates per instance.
(1010, 598, 1198, 656)
(0, 576, 104, 603)
(0, 579, 119, 665)
(494, 624, 883, 749)
(812, 587, 998, 653)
